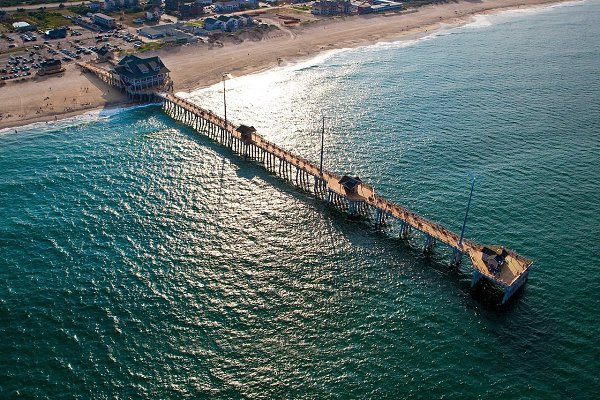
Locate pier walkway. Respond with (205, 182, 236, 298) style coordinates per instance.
(158, 92, 533, 304)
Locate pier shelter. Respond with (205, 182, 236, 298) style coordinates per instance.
(237, 125, 256, 141)
(339, 175, 362, 194)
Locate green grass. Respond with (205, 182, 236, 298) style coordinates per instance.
(9, 10, 71, 30)
(184, 21, 204, 28)
(118, 11, 147, 28)
(292, 5, 311, 12)
(137, 42, 166, 52)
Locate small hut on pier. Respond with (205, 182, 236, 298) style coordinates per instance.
(339, 176, 362, 194)
(236, 125, 256, 141)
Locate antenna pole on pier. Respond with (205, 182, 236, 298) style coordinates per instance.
(458, 177, 476, 247)
(320, 116, 325, 175)
(222, 73, 228, 130)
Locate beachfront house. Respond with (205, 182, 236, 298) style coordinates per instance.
(204, 14, 252, 32)
(203, 17, 225, 31)
(312, 0, 352, 16)
(356, 0, 403, 14)
(312, 1, 334, 15)
(213, 0, 258, 13)
(217, 15, 239, 32)
(113, 55, 170, 92)
(236, 14, 254, 27)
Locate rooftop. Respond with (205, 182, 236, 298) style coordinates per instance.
(13, 21, 31, 28)
(339, 175, 362, 193)
(94, 13, 116, 21)
(114, 55, 170, 80)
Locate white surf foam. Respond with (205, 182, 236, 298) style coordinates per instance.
(0, 103, 158, 137)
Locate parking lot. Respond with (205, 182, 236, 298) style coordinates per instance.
(0, 27, 143, 82)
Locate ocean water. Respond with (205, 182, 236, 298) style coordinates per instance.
(1, 1, 599, 398)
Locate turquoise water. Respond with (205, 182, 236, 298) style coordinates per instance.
(1, 1, 599, 397)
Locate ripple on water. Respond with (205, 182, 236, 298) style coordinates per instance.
(2, 1, 600, 398)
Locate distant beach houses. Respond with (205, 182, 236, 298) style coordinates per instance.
(203, 14, 254, 32)
(136, 15, 256, 42)
(213, 0, 259, 13)
(102, 0, 140, 11)
(137, 23, 200, 43)
(312, 0, 404, 16)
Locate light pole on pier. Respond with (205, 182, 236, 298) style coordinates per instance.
(222, 73, 228, 130)
(320, 115, 326, 176)
(458, 177, 476, 247)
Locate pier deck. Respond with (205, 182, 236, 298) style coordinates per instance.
(159, 92, 533, 303)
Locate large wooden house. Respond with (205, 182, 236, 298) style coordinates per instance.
(113, 55, 170, 92)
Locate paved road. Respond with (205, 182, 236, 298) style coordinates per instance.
(1, 1, 103, 12)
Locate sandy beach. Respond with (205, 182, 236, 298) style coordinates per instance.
(0, 0, 564, 130)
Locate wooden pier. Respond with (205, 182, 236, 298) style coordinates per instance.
(77, 58, 533, 303)
(158, 92, 533, 304)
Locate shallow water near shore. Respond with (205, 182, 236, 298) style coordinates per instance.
(1, 1, 599, 397)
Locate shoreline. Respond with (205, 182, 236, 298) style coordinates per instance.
(0, 0, 570, 130)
